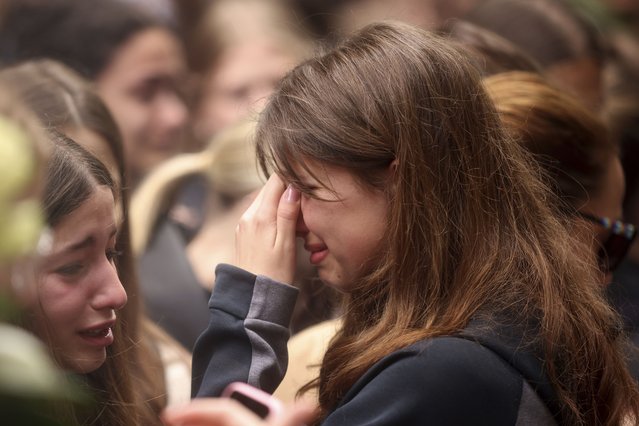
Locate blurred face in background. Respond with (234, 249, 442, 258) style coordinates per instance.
(97, 27, 188, 185)
(193, 39, 297, 142)
(578, 155, 627, 284)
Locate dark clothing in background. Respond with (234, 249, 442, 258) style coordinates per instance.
(138, 219, 210, 351)
(610, 259, 639, 380)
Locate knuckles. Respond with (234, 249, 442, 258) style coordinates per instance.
(278, 205, 300, 221)
(236, 212, 278, 239)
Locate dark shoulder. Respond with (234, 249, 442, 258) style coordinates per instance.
(376, 336, 524, 395)
(329, 337, 524, 425)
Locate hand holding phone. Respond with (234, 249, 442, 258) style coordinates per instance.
(222, 382, 284, 420)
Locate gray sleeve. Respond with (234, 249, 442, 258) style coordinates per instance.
(191, 264, 299, 397)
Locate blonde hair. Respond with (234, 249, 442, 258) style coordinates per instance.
(131, 119, 263, 254)
(188, 0, 313, 74)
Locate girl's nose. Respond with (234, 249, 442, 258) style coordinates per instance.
(91, 264, 127, 311)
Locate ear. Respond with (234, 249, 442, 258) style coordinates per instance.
(385, 159, 399, 193)
(389, 159, 399, 174)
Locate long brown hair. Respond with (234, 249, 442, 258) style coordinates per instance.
(256, 22, 639, 424)
(40, 132, 130, 425)
(0, 60, 166, 425)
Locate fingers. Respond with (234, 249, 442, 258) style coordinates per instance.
(161, 398, 316, 426)
(275, 185, 301, 252)
(269, 400, 317, 426)
(162, 399, 263, 426)
(240, 176, 283, 223)
(234, 174, 300, 283)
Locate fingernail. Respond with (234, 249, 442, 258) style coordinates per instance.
(286, 185, 300, 202)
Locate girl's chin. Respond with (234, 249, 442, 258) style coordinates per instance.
(64, 350, 107, 374)
(318, 270, 350, 293)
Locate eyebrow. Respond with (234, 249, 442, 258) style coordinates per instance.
(55, 227, 118, 255)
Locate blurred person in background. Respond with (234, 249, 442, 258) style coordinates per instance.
(484, 71, 634, 286)
(186, 0, 313, 145)
(130, 120, 335, 350)
(131, 121, 263, 349)
(466, 0, 608, 112)
(291, 0, 482, 40)
(0, 0, 189, 188)
(605, 36, 639, 375)
(438, 19, 542, 76)
(153, 0, 315, 269)
(487, 71, 639, 381)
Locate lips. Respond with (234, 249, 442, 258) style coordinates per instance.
(78, 320, 115, 346)
(81, 328, 111, 337)
(305, 243, 329, 265)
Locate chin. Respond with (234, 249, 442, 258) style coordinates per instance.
(318, 270, 350, 293)
(66, 351, 107, 374)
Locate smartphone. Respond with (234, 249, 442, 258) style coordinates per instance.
(222, 382, 284, 419)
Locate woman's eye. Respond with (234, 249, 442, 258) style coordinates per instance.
(303, 189, 319, 200)
(106, 249, 122, 264)
(292, 183, 317, 196)
(228, 86, 250, 102)
(133, 87, 155, 103)
(55, 263, 84, 276)
(301, 186, 337, 202)
(131, 81, 160, 103)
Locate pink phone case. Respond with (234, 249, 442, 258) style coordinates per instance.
(222, 382, 284, 419)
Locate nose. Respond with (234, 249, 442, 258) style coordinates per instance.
(251, 95, 269, 114)
(157, 91, 188, 132)
(250, 83, 275, 113)
(91, 262, 127, 311)
(295, 210, 308, 237)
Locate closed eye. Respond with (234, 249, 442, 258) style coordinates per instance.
(289, 182, 340, 202)
(55, 262, 85, 277)
(106, 249, 123, 264)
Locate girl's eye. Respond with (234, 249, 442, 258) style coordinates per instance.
(55, 263, 84, 277)
(131, 81, 159, 103)
(299, 185, 338, 202)
(291, 182, 318, 197)
(106, 249, 123, 264)
(133, 87, 154, 103)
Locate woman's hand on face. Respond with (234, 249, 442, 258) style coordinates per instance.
(161, 398, 316, 426)
(235, 174, 301, 284)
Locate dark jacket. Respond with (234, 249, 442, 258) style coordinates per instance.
(192, 264, 557, 425)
